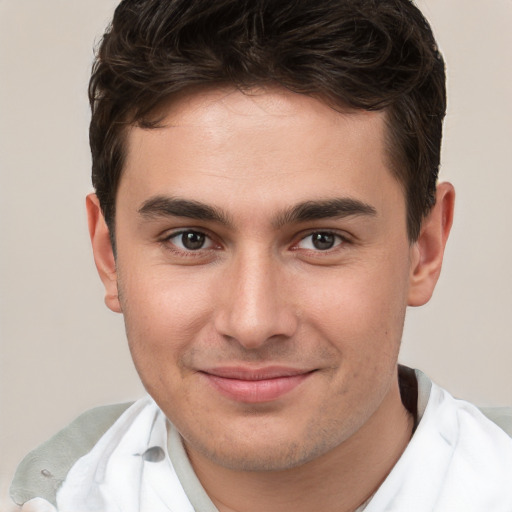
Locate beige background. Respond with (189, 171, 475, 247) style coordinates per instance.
(1, 0, 511, 505)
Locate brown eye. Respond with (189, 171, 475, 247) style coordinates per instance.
(296, 232, 345, 251)
(181, 231, 206, 250)
(167, 230, 214, 251)
(311, 232, 335, 250)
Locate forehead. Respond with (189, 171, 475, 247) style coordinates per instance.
(132, 86, 383, 152)
(120, 86, 403, 220)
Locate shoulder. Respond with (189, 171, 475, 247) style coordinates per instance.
(413, 368, 512, 438)
(10, 402, 133, 507)
(478, 407, 512, 437)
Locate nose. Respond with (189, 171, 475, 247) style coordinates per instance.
(213, 249, 298, 350)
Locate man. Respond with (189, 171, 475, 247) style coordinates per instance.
(10, 0, 512, 510)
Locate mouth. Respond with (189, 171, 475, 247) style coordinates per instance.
(199, 366, 316, 403)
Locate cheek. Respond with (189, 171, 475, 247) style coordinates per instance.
(117, 264, 214, 370)
(297, 255, 410, 353)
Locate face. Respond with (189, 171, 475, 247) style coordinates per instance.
(103, 87, 419, 471)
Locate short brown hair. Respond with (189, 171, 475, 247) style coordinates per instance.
(89, 0, 446, 241)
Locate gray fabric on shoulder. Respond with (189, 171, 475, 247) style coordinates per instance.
(479, 407, 512, 437)
(10, 402, 133, 507)
(413, 368, 433, 422)
(168, 424, 219, 512)
(413, 369, 512, 438)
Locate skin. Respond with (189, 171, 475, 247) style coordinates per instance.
(88, 87, 454, 512)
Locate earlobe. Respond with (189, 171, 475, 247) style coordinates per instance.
(86, 193, 122, 313)
(407, 182, 455, 307)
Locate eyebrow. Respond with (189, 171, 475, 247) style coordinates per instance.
(138, 195, 377, 227)
(138, 196, 232, 226)
(273, 198, 377, 228)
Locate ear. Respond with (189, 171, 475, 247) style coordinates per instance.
(86, 193, 122, 313)
(407, 182, 455, 307)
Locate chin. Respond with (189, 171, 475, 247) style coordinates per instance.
(204, 445, 310, 472)
(186, 425, 340, 472)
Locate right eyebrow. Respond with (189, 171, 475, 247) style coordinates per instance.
(138, 196, 233, 226)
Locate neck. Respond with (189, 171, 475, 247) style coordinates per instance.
(186, 380, 414, 512)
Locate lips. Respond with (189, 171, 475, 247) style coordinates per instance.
(200, 366, 314, 403)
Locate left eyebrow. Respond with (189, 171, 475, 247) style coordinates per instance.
(273, 198, 377, 228)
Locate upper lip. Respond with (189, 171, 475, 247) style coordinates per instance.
(200, 366, 314, 380)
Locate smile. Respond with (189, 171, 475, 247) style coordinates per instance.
(200, 367, 316, 403)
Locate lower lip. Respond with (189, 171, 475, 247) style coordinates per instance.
(203, 373, 312, 403)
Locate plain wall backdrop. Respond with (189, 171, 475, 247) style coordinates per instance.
(1, 0, 511, 505)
